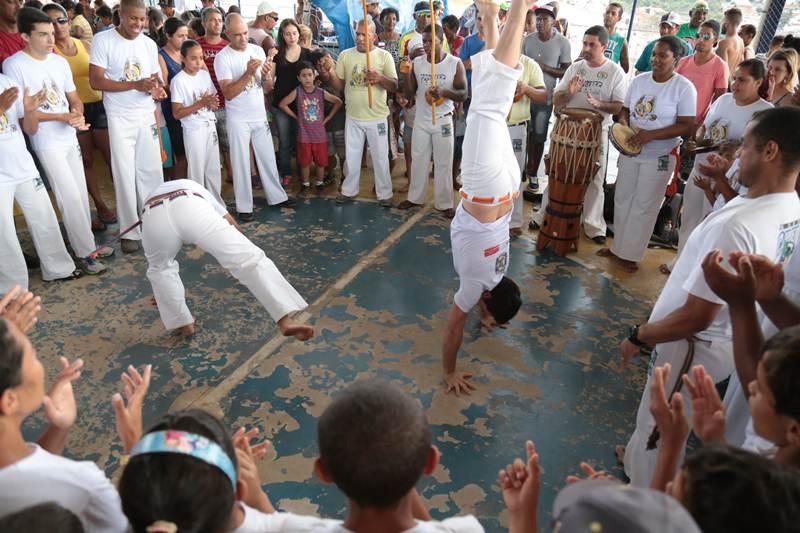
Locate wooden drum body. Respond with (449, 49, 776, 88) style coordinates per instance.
(537, 108, 603, 256)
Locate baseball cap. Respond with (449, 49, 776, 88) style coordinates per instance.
(534, 4, 556, 18)
(553, 480, 702, 533)
(256, 1, 277, 16)
(499, 2, 510, 10)
(660, 11, 681, 26)
(692, 1, 709, 13)
(414, 1, 430, 14)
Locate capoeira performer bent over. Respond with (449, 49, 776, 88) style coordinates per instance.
(89, 0, 166, 254)
(141, 179, 313, 340)
(440, 0, 529, 395)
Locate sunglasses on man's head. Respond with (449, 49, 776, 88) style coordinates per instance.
(696, 32, 714, 41)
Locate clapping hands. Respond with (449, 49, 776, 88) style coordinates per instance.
(233, 426, 273, 513)
(0, 286, 42, 333)
(682, 365, 726, 444)
(43, 357, 85, 431)
(498, 440, 540, 530)
(112, 364, 152, 454)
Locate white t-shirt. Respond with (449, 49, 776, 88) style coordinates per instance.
(170, 69, 217, 130)
(146, 178, 227, 214)
(0, 74, 39, 186)
(450, 203, 512, 313)
(0, 444, 128, 533)
(555, 59, 627, 128)
(650, 192, 800, 341)
(89, 28, 159, 117)
(413, 53, 460, 123)
(234, 504, 484, 533)
(702, 93, 772, 146)
(625, 72, 697, 159)
(3, 51, 78, 152)
(213, 44, 267, 123)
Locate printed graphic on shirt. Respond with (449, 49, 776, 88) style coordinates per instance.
(0, 111, 18, 135)
(495, 251, 508, 274)
(122, 57, 143, 82)
(707, 118, 729, 143)
(376, 122, 386, 136)
(777, 219, 800, 264)
(604, 40, 620, 59)
(633, 95, 657, 121)
(244, 74, 259, 92)
(349, 63, 367, 87)
(301, 94, 321, 123)
(40, 79, 67, 112)
(577, 66, 610, 92)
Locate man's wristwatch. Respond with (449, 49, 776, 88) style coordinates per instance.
(628, 324, 651, 350)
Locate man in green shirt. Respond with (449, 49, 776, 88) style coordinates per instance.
(634, 12, 692, 73)
(603, 1, 629, 72)
(676, 0, 708, 46)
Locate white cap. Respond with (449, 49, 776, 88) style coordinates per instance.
(256, 1, 277, 16)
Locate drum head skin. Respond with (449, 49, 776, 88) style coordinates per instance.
(609, 123, 641, 157)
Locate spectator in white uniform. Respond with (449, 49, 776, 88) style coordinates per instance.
(597, 36, 696, 272)
(398, 23, 467, 217)
(214, 13, 293, 223)
(530, 25, 627, 244)
(4, 7, 113, 276)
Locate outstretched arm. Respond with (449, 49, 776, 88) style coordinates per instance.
(493, 0, 534, 68)
(441, 304, 474, 396)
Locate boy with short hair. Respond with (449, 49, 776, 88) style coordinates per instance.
(278, 60, 342, 194)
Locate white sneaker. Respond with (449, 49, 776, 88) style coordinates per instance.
(78, 257, 108, 275)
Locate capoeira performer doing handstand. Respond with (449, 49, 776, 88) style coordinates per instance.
(141, 178, 314, 340)
(440, 0, 528, 395)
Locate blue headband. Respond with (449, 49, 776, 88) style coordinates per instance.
(130, 430, 237, 489)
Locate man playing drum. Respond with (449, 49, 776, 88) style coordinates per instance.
(530, 25, 626, 244)
(440, 0, 529, 395)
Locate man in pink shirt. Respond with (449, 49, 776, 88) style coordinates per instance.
(676, 19, 729, 125)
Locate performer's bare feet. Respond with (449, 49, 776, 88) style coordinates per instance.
(149, 296, 157, 306)
(596, 247, 613, 257)
(278, 316, 314, 341)
(615, 444, 626, 466)
(174, 323, 196, 337)
(443, 371, 476, 396)
(597, 248, 639, 272)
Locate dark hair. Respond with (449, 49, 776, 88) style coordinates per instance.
(112, 7, 120, 26)
(226, 4, 239, 14)
(0, 503, 84, 533)
(584, 25, 609, 46)
(740, 23, 756, 37)
(748, 107, 800, 171)
(73, 2, 83, 16)
(784, 35, 800, 54)
(118, 409, 237, 533)
(423, 23, 443, 42)
(771, 34, 785, 46)
(163, 15, 185, 37)
(276, 18, 301, 65)
(296, 60, 315, 74)
(380, 7, 398, 23)
(0, 319, 24, 400)
(180, 38, 200, 56)
(724, 7, 742, 26)
(23, 0, 43, 9)
(96, 4, 112, 18)
(486, 276, 522, 324)
(17, 6, 54, 35)
(736, 58, 768, 99)
(189, 17, 205, 37)
(682, 445, 800, 533)
(655, 35, 686, 60)
(61, 0, 75, 12)
(700, 19, 721, 37)
(608, 2, 623, 16)
(441, 14, 459, 31)
(200, 6, 221, 23)
(318, 379, 431, 508)
(306, 47, 329, 66)
(762, 326, 800, 420)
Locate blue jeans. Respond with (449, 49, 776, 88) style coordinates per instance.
(273, 106, 297, 178)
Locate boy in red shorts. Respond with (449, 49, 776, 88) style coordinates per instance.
(278, 61, 343, 194)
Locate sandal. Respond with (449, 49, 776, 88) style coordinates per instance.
(48, 269, 83, 282)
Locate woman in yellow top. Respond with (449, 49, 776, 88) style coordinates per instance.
(44, 2, 116, 229)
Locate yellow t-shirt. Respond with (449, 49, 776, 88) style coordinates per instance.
(336, 47, 397, 121)
(55, 37, 102, 104)
(71, 15, 94, 43)
(507, 55, 545, 125)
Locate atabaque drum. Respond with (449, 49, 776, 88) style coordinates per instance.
(609, 123, 642, 157)
(537, 107, 603, 256)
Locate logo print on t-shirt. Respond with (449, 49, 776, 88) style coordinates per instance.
(122, 57, 143, 82)
(302, 94, 320, 123)
(494, 251, 508, 274)
(0, 112, 17, 135)
(40, 79, 65, 112)
(244, 74, 259, 92)
(633, 95, 657, 121)
(708, 119, 729, 144)
(776, 219, 800, 265)
(350, 63, 367, 87)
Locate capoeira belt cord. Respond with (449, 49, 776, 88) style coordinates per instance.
(646, 336, 697, 451)
(88, 220, 142, 259)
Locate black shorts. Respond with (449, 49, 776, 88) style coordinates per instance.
(82, 100, 108, 130)
(166, 117, 185, 158)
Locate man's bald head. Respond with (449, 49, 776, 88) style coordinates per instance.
(225, 13, 249, 50)
(225, 12, 245, 31)
(120, 0, 145, 11)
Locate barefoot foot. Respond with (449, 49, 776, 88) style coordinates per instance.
(278, 316, 314, 341)
(596, 247, 613, 257)
(174, 323, 196, 337)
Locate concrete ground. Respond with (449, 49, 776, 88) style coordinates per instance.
(17, 153, 672, 531)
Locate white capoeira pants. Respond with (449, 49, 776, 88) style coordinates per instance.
(459, 50, 522, 202)
(508, 122, 527, 229)
(531, 132, 609, 238)
(611, 153, 675, 263)
(624, 337, 734, 487)
(107, 113, 165, 241)
(183, 122, 224, 208)
(341, 116, 393, 201)
(0, 177, 76, 292)
(141, 194, 307, 330)
(227, 120, 287, 214)
(36, 144, 98, 259)
(408, 115, 454, 210)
